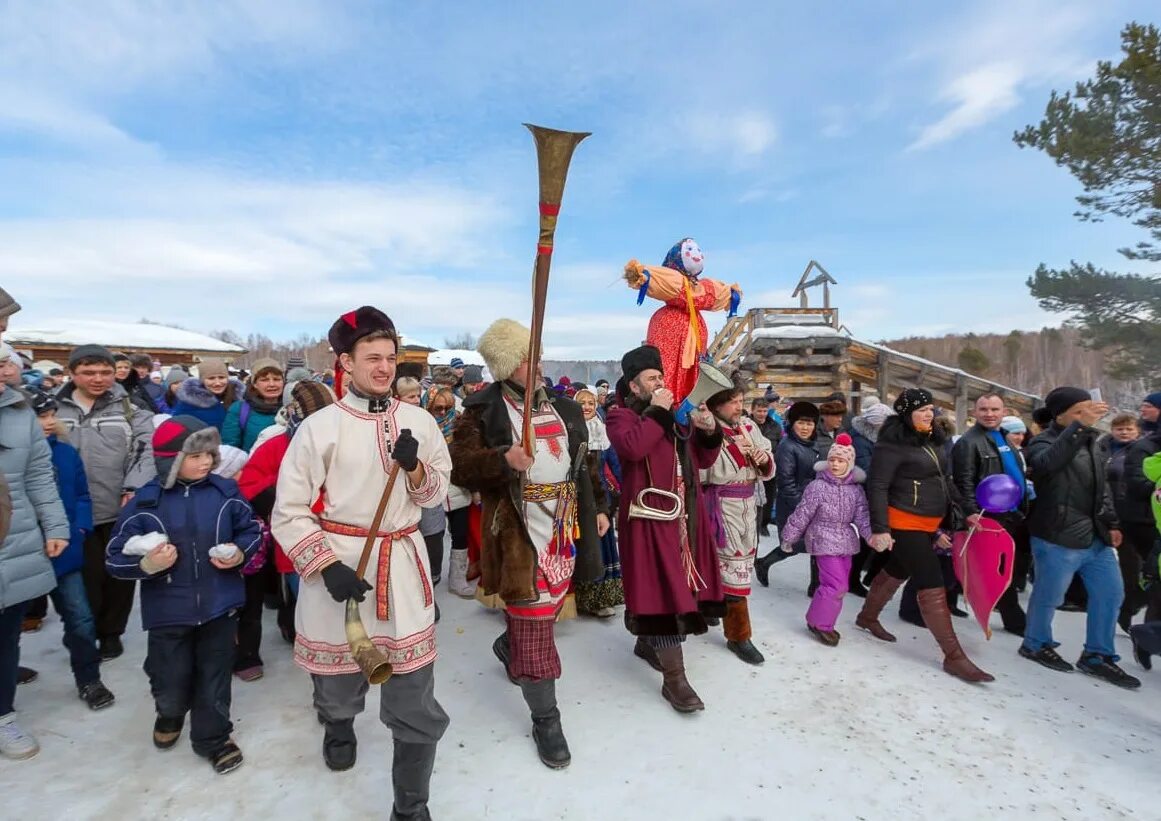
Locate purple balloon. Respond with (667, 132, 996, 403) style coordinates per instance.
(975, 474, 1022, 513)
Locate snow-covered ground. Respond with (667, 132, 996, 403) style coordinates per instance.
(7, 534, 1158, 821)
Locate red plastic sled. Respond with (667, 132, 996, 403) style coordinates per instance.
(952, 517, 1015, 640)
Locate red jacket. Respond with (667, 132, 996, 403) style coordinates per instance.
(237, 433, 322, 574)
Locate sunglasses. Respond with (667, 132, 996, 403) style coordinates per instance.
(430, 405, 451, 414)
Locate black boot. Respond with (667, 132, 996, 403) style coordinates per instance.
(898, 579, 925, 628)
(390, 739, 437, 820)
(492, 631, 517, 685)
(520, 680, 571, 769)
(996, 586, 1026, 636)
(322, 718, 357, 771)
(755, 548, 790, 588)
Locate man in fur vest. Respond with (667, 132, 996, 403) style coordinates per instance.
(606, 345, 726, 713)
(450, 318, 609, 771)
(272, 306, 451, 820)
(701, 379, 774, 665)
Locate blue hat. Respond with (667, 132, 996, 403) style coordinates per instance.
(1144, 392, 1161, 410)
(449, 357, 465, 369)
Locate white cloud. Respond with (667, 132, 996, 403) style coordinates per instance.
(685, 111, 778, 162)
(905, 1, 1100, 150)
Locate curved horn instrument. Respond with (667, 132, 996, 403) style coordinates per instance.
(628, 487, 685, 522)
(521, 124, 591, 456)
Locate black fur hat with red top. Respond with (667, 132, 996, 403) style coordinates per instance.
(327, 306, 399, 399)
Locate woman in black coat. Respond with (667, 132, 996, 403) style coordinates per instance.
(855, 389, 993, 683)
(755, 402, 820, 586)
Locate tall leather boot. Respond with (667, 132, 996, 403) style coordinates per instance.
(519, 680, 571, 769)
(656, 645, 704, 713)
(723, 598, 764, 665)
(916, 588, 994, 683)
(390, 739, 437, 820)
(856, 571, 904, 642)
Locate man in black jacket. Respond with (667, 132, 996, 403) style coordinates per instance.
(951, 393, 1028, 635)
(1018, 387, 1139, 688)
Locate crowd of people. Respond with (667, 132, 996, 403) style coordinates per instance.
(1, 283, 1159, 820)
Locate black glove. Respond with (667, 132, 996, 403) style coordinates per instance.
(393, 428, 420, 472)
(320, 562, 372, 603)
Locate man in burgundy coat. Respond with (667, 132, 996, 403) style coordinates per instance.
(606, 345, 725, 713)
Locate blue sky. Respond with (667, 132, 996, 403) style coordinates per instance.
(0, 0, 1151, 358)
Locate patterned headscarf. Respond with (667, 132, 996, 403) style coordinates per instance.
(661, 237, 705, 279)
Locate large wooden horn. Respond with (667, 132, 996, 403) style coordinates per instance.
(521, 124, 590, 455)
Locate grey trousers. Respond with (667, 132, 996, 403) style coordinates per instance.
(311, 663, 450, 745)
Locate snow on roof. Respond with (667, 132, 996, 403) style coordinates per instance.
(853, 338, 1039, 399)
(751, 325, 848, 339)
(427, 348, 485, 367)
(6, 319, 245, 354)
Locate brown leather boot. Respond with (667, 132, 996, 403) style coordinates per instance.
(856, 571, 904, 642)
(633, 638, 663, 673)
(655, 645, 704, 713)
(916, 588, 994, 683)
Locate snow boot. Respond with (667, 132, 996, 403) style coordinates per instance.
(322, 718, 357, 771)
(0, 713, 39, 760)
(1129, 622, 1161, 670)
(520, 680, 571, 769)
(1076, 653, 1142, 689)
(856, 571, 904, 642)
(917, 588, 993, 683)
(390, 739, 437, 819)
(153, 715, 184, 750)
(724, 599, 764, 665)
(808, 625, 840, 647)
(209, 740, 244, 775)
(754, 547, 790, 588)
(633, 638, 663, 672)
(99, 635, 123, 661)
(492, 631, 518, 685)
(448, 548, 474, 598)
(656, 645, 704, 713)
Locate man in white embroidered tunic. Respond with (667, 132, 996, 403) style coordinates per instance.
(700, 380, 774, 665)
(272, 306, 451, 821)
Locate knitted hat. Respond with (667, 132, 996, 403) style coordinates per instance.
(1001, 415, 1027, 435)
(27, 388, 57, 416)
(328, 306, 398, 357)
(0, 286, 20, 320)
(1144, 392, 1161, 411)
(477, 319, 530, 383)
(860, 402, 894, 428)
(68, 344, 115, 369)
(286, 355, 307, 370)
(1044, 386, 1091, 420)
(153, 415, 221, 489)
(620, 345, 663, 383)
(249, 358, 282, 381)
(828, 432, 856, 474)
(286, 381, 335, 436)
(893, 388, 934, 417)
(449, 357, 465, 369)
(595, 379, 609, 389)
(462, 364, 484, 384)
(285, 366, 312, 384)
(197, 358, 229, 379)
(164, 367, 190, 387)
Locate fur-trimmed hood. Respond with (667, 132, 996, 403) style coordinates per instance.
(851, 412, 887, 444)
(813, 462, 866, 484)
(877, 414, 947, 447)
(175, 377, 220, 410)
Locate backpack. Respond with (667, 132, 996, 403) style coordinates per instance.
(238, 401, 251, 434)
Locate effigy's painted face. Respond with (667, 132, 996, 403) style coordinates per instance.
(681, 239, 704, 276)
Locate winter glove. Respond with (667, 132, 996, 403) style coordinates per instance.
(392, 428, 420, 472)
(320, 561, 372, 603)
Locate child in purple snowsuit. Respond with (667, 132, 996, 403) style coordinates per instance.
(780, 433, 873, 646)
